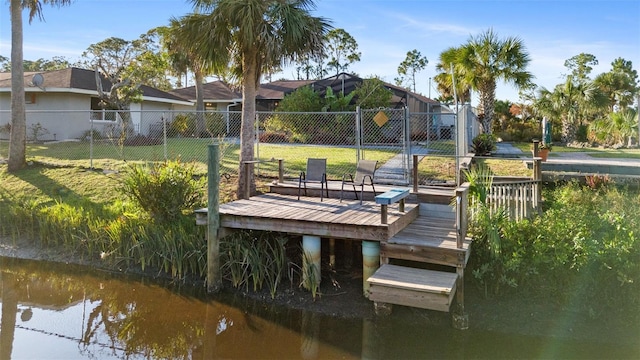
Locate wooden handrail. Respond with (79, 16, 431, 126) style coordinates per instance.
(455, 182, 470, 249)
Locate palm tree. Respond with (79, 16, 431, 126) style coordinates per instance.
(438, 29, 533, 134)
(158, 20, 223, 137)
(182, 0, 330, 198)
(590, 109, 638, 147)
(7, 0, 72, 172)
(535, 76, 605, 143)
(434, 47, 471, 105)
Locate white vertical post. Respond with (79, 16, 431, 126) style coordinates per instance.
(362, 240, 380, 297)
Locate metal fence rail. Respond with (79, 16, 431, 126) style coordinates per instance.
(1, 107, 470, 185)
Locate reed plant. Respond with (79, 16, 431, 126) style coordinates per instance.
(220, 230, 289, 298)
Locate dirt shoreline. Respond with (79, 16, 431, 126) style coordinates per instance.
(1, 236, 638, 349)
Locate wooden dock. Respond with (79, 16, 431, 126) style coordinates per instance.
(197, 193, 419, 241)
(197, 180, 472, 327)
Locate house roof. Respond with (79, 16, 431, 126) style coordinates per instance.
(158, 73, 440, 108)
(0, 67, 191, 104)
(257, 79, 314, 100)
(170, 81, 241, 102)
(308, 73, 440, 106)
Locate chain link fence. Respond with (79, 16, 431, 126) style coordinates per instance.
(0, 107, 465, 185)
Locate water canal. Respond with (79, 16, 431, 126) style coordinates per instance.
(0, 258, 637, 359)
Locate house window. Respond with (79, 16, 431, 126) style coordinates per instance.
(25, 93, 36, 104)
(90, 97, 115, 121)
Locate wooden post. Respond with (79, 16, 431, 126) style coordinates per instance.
(412, 154, 419, 193)
(329, 238, 336, 269)
(278, 158, 284, 183)
(532, 139, 539, 157)
(399, 198, 405, 213)
(452, 265, 469, 330)
(380, 204, 388, 224)
(207, 144, 222, 293)
(533, 158, 542, 212)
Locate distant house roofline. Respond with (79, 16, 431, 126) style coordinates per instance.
(0, 67, 192, 106)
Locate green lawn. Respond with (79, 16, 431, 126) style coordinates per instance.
(0, 139, 402, 180)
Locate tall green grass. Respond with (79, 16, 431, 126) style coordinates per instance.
(468, 177, 640, 320)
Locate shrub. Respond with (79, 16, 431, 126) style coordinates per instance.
(259, 131, 289, 143)
(471, 133, 497, 155)
(469, 181, 640, 321)
(584, 174, 612, 190)
(120, 159, 206, 224)
(168, 114, 191, 137)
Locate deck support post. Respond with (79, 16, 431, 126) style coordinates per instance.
(207, 144, 222, 293)
(452, 265, 469, 330)
(329, 238, 336, 269)
(362, 241, 380, 297)
(302, 235, 321, 290)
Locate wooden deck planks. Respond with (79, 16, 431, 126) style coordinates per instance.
(211, 194, 418, 241)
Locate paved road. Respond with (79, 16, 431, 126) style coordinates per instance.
(496, 142, 640, 167)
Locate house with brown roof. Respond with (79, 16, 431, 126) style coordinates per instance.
(0, 67, 192, 141)
(170, 73, 451, 140)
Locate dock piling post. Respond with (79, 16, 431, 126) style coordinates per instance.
(362, 241, 380, 297)
(207, 144, 222, 293)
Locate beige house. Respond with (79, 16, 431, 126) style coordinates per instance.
(0, 67, 192, 140)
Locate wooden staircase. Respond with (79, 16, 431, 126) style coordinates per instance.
(367, 185, 472, 327)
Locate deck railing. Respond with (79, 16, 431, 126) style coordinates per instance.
(488, 178, 540, 221)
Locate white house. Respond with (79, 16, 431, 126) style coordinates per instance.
(0, 67, 193, 140)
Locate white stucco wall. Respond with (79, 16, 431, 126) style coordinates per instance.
(0, 91, 191, 140)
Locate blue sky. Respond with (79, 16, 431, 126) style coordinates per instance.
(1, 0, 639, 103)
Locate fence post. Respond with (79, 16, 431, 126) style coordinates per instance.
(278, 158, 284, 183)
(355, 106, 361, 161)
(89, 116, 94, 169)
(163, 113, 167, 160)
(412, 154, 419, 193)
(207, 143, 222, 293)
(533, 158, 542, 211)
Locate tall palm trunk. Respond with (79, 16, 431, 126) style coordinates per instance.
(8, 0, 26, 171)
(478, 83, 496, 134)
(194, 69, 206, 137)
(238, 51, 258, 199)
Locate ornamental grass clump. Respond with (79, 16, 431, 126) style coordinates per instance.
(120, 159, 206, 224)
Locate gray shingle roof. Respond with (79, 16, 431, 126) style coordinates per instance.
(0, 67, 189, 103)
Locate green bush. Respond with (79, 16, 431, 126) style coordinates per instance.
(471, 133, 497, 155)
(120, 159, 206, 224)
(469, 180, 640, 320)
(168, 114, 191, 137)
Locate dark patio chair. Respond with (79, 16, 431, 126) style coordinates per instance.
(340, 159, 377, 204)
(298, 158, 329, 201)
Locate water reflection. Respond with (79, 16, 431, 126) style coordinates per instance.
(0, 259, 354, 359)
(1, 258, 638, 359)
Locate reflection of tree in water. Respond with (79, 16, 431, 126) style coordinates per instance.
(0, 260, 227, 359)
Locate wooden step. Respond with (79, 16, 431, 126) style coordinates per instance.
(381, 215, 472, 267)
(368, 264, 457, 312)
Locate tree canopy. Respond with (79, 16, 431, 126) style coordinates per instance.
(180, 0, 331, 198)
(434, 28, 533, 133)
(395, 49, 428, 93)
